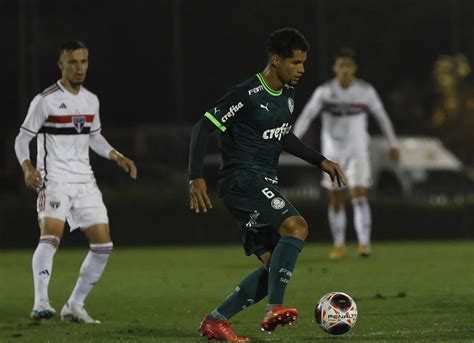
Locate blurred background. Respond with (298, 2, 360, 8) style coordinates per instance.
(1, 0, 473, 248)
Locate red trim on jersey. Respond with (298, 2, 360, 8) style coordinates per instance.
(325, 102, 366, 109)
(348, 103, 365, 109)
(46, 114, 95, 123)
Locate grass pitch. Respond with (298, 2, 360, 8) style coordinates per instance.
(0, 241, 473, 342)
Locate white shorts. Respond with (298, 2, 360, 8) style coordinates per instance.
(37, 181, 109, 231)
(321, 157, 372, 190)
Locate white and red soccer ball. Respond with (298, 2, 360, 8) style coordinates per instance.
(315, 292, 358, 335)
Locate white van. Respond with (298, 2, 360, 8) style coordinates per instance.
(204, 136, 474, 203)
(369, 136, 474, 203)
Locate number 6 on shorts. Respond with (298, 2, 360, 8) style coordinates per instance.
(261, 187, 275, 199)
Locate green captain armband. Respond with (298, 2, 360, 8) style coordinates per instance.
(204, 112, 227, 132)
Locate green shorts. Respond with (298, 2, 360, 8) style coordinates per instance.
(218, 171, 300, 257)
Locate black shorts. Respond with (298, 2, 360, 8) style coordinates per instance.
(218, 171, 300, 257)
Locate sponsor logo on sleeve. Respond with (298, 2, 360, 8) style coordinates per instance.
(221, 102, 244, 123)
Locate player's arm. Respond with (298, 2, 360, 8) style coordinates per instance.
(109, 149, 137, 179)
(89, 133, 137, 179)
(188, 117, 216, 213)
(15, 132, 42, 190)
(90, 100, 137, 179)
(292, 87, 324, 138)
(14, 95, 47, 190)
(188, 86, 247, 213)
(282, 133, 347, 187)
(367, 86, 400, 163)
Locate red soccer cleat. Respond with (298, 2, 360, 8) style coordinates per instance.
(260, 306, 298, 332)
(198, 316, 250, 342)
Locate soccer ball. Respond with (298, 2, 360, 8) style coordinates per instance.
(315, 292, 358, 335)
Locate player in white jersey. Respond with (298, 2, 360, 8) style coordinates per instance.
(293, 48, 399, 259)
(14, 40, 137, 323)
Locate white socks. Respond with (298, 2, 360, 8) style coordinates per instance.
(67, 242, 113, 306)
(352, 197, 372, 246)
(32, 235, 60, 308)
(328, 198, 372, 247)
(328, 207, 347, 246)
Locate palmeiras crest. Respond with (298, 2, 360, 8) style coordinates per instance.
(288, 98, 294, 114)
(72, 116, 86, 133)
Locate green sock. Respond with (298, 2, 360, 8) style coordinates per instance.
(267, 235, 304, 307)
(209, 267, 268, 320)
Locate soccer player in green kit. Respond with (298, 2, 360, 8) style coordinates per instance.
(188, 28, 346, 342)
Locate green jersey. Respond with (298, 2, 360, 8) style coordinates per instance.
(204, 74, 296, 179)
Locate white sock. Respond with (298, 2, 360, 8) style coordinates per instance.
(32, 235, 60, 308)
(352, 197, 372, 246)
(328, 207, 346, 246)
(67, 242, 113, 306)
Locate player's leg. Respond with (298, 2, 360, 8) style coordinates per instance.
(31, 182, 71, 320)
(208, 251, 270, 322)
(348, 158, 372, 257)
(199, 252, 270, 342)
(199, 173, 284, 341)
(200, 225, 278, 341)
(61, 223, 112, 324)
(267, 215, 307, 307)
(61, 182, 111, 323)
(31, 217, 65, 320)
(260, 215, 306, 332)
(351, 187, 372, 256)
(328, 189, 347, 260)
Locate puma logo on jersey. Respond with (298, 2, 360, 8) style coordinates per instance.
(262, 122, 292, 141)
(59, 103, 67, 109)
(221, 102, 244, 123)
(260, 103, 269, 112)
(213, 107, 221, 115)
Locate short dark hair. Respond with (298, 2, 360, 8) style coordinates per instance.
(334, 47, 356, 63)
(59, 40, 87, 58)
(267, 27, 309, 58)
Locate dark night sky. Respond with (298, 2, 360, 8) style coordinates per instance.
(2, 0, 474, 131)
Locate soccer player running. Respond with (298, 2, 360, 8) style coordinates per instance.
(293, 48, 400, 260)
(14, 41, 137, 323)
(188, 28, 346, 342)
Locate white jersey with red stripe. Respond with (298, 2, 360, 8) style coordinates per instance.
(20, 81, 101, 183)
(293, 78, 398, 160)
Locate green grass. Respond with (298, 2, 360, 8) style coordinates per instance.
(0, 241, 473, 342)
